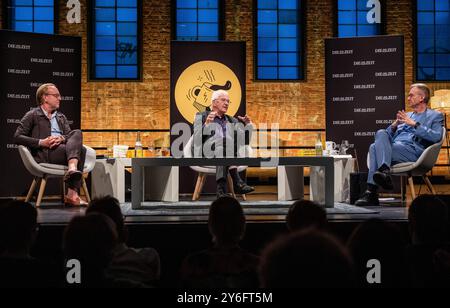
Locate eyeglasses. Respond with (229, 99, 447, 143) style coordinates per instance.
(45, 93, 61, 99)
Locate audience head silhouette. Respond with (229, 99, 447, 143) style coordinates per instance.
(286, 200, 327, 231)
(63, 213, 118, 286)
(347, 218, 408, 287)
(408, 195, 449, 245)
(208, 196, 245, 246)
(259, 228, 355, 288)
(0, 201, 37, 256)
(86, 196, 127, 243)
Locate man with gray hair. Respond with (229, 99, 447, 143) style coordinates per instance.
(193, 90, 254, 198)
(356, 83, 444, 206)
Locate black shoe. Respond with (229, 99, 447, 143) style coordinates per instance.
(216, 191, 229, 199)
(234, 183, 255, 194)
(373, 171, 393, 190)
(355, 191, 380, 206)
(216, 183, 228, 199)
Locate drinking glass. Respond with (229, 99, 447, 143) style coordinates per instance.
(340, 140, 349, 155)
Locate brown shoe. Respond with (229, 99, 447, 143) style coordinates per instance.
(64, 170, 82, 183)
(64, 196, 88, 207)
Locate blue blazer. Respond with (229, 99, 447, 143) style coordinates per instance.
(386, 108, 444, 151)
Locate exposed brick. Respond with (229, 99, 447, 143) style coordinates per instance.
(1, 0, 448, 174)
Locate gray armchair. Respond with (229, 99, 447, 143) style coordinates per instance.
(18, 145, 96, 207)
(390, 126, 446, 201)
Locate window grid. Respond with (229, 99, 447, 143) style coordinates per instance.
(336, 0, 383, 37)
(255, 0, 303, 80)
(7, 0, 55, 34)
(416, 0, 450, 81)
(174, 0, 221, 41)
(91, 0, 141, 80)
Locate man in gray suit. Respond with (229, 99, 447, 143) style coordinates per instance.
(356, 83, 444, 206)
(192, 90, 254, 198)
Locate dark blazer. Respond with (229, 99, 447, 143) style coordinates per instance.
(192, 111, 252, 156)
(14, 107, 72, 163)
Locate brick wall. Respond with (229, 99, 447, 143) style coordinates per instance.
(56, 0, 173, 150)
(1, 0, 449, 173)
(62, 0, 335, 153)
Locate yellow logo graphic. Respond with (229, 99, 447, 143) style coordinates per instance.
(174, 60, 242, 123)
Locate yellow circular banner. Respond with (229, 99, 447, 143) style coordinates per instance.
(174, 60, 242, 123)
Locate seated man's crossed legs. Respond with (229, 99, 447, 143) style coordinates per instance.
(48, 130, 87, 206)
(356, 130, 420, 206)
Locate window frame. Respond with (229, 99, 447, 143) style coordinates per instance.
(171, 0, 225, 41)
(413, 0, 450, 82)
(333, 0, 386, 38)
(4, 0, 59, 35)
(87, 0, 143, 82)
(253, 0, 306, 82)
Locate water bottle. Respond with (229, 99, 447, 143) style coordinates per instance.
(135, 131, 143, 158)
(315, 133, 323, 156)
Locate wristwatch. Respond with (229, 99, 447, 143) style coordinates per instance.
(414, 122, 421, 129)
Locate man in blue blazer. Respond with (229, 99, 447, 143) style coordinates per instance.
(356, 83, 444, 206)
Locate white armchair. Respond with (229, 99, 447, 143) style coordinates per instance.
(18, 145, 96, 207)
(183, 136, 252, 201)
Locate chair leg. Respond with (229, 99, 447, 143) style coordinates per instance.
(25, 178, 38, 202)
(227, 174, 236, 199)
(423, 175, 437, 195)
(194, 173, 207, 201)
(82, 178, 91, 203)
(36, 176, 47, 208)
(400, 176, 406, 205)
(408, 176, 416, 202)
(193, 174, 202, 201)
(198, 174, 207, 199)
(61, 179, 66, 204)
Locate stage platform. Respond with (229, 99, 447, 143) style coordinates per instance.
(34, 198, 408, 225)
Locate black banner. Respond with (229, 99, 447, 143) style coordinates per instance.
(170, 41, 246, 193)
(0, 30, 81, 197)
(325, 35, 405, 172)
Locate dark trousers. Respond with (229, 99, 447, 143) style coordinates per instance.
(48, 130, 86, 189)
(215, 139, 239, 183)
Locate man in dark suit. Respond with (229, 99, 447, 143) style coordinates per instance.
(14, 83, 87, 206)
(192, 90, 254, 198)
(356, 83, 445, 206)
